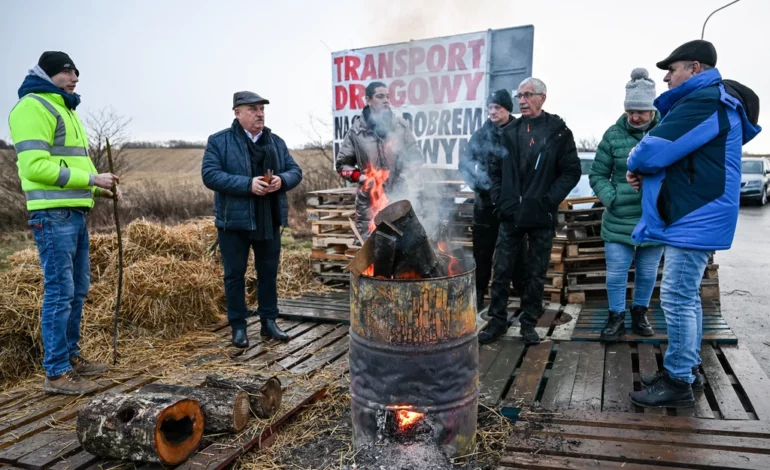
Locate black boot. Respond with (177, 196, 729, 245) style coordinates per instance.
(520, 325, 540, 345)
(642, 366, 704, 392)
(600, 311, 625, 342)
(261, 319, 289, 342)
(231, 326, 249, 348)
(479, 320, 508, 345)
(630, 371, 695, 408)
(631, 305, 654, 336)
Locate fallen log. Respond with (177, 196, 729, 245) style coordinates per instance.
(203, 374, 282, 419)
(139, 383, 250, 433)
(76, 392, 203, 465)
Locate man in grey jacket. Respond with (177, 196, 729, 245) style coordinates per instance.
(336, 81, 423, 240)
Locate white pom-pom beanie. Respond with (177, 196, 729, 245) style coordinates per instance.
(625, 67, 657, 111)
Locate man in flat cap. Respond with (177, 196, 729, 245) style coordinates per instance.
(202, 91, 303, 347)
(625, 40, 761, 408)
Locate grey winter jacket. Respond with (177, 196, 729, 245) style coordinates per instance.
(335, 107, 423, 237)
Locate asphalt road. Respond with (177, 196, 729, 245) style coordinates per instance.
(719, 202, 770, 377)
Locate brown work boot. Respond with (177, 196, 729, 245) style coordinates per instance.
(44, 370, 99, 395)
(70, 355, 109, 376)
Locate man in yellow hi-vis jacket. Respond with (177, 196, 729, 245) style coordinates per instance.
(9, 51, 122, 395)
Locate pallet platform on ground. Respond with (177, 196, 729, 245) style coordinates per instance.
(0, 316, 351, 470)
(477, 339, 766, 420)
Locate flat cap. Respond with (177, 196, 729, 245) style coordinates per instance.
(656, 40, 717, 70)
(232, 91, 270, 109)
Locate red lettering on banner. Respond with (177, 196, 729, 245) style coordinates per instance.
(361, 55, 377, 80)
(345, 56, 361, 81)
(390, 80, 406, 106)
(408, 47, 426, 75)
(464, 72, 485, 100)
(426, 45, 446, 73)
(378, 51, 394, 78)
(394, 49, 408, 77)
(334, 56, 344, 82)
(448, 43, 467, 71)
(408, 77, 429, 105)
(350, 84, 366, 109)
(429, 75, 463, 104)
(468, 39, 485, 69)
(335, 85, 347, 110)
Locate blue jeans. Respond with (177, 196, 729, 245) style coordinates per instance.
(217, 228, 281, 330)
(661, 245, 711, 383)
(604, 242, 664, 313)
(28, 208, 90, 377)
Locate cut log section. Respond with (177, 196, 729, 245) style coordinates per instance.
(139, 383, 250, 433)
(203, 374, 283, 419)
(76, 392, 203, 465)
(373, 200, 447, 278)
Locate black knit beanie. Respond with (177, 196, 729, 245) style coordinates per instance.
(487, 89, 513, 112)
(38, 51, 79, 78)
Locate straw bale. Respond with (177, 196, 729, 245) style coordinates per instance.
(125, 219, 212, 260)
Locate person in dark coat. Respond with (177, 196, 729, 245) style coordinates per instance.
(202, 91, 303, 348)
(459, 89, 527, 313)
(480, 78, 582, 345)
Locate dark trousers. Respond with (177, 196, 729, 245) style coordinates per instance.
(218, 228, 281, 329)
(488, 223, 554, 329)
(473, 204, 528, 310)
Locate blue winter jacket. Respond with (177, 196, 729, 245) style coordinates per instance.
(201, 120, 303, 230)
(627, 68, 761, 250)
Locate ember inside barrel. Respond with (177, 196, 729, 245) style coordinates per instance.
(349, 258, 479, 457)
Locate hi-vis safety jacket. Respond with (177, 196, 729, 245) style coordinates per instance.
(9, 92, 97, 211)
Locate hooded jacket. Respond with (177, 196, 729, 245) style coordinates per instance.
(627, 68, 762, 250)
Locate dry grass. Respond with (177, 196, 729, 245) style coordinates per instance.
(236, 390, 515, 470)
(0, 218, 330, 389)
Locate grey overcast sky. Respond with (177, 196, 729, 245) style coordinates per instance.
(1, 0, 768, 153)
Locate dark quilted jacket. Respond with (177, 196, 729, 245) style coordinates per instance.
(201, 120, 302, 231)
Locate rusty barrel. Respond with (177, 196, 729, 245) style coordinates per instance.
(349, 267, 478, 457)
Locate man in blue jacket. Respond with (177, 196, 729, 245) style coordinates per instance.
(626, 41, 761, 408)
(202, 91, 303, 348)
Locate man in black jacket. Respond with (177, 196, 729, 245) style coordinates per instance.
(480, 78, 581, 345)
(459, 90, 527, 313)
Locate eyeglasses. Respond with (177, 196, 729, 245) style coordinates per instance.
(514, 92, 543, 100)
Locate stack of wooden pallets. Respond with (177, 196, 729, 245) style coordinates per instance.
(559, 199, 720, 304)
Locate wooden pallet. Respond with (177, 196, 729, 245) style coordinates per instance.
(305, 187, 355, 208)
(503, 409, 770, 469)
(0, 316, 351, 470)
(478, 339, 769, 422)
(567, 299, 736, 343)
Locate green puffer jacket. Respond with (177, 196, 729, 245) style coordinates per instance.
(589, 112, 661, 246)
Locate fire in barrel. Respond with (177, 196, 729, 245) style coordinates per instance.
(347, 199, 479, 458)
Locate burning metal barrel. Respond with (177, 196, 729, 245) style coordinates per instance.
(348, 203, 479, 457)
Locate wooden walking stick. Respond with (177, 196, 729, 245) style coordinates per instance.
(106, 138, 123, 365)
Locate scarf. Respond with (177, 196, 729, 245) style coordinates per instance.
(18, 65, 81, 110)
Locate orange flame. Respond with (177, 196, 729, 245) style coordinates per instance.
(388, 405, 425, 431)
(362, 167, 390, 233)
(396, 270, 422, 279)
(362, 264, 374, 277)
(395, 410, 424, 430)
(436, 241, 462, 276)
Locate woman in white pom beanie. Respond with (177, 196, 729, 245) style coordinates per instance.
(589, 68, 663, 341)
